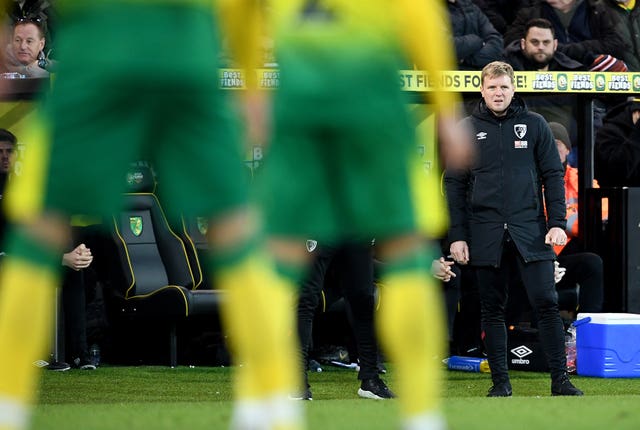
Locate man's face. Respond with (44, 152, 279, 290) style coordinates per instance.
(545, 0, 576, 10)
(521, 27, 557, 69)
(0, 141, 16, 174)
(555, 139, 570, 164)
(480, 74, 515, 116)
(12, 22, 45, 66)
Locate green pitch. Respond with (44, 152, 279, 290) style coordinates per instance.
(35, 365, 640, 430)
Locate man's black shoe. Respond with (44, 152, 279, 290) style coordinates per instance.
(358, 377, 395, 399)
(552, 374, 583, 396)
(45, 361, 71, 372)
(487, 381, 512, 397)
(72, 357, 97, 370)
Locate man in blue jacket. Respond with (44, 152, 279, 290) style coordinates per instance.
(445, 61, 583, 397)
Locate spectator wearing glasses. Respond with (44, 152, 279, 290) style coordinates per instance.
(4, 0, 55, 48)
(3, 16, 49, 77)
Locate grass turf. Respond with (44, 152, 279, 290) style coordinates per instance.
(35, 365, 640, 430)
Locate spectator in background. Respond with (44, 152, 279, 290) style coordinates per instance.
(446, 0, 505, 70)
(471, 0, 532, 35)
(0, 128, 97, 372)
(0, 128, 16, 251)
(504, 0, 628, 70)
(3, 17, 49, 77)
(603, 0, 640, 71)
(3, 1, 55, 53)
(505, 18, 585, 167)
(60, 242, 97, 371)
(595, 97, 640, 186)
(504, 18, 586, 71)
(548, 122, 604, 315)
(295, 242, 394, 401)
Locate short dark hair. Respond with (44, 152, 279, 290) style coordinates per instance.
(0, 129, 17, 146)
(524, 18, 555, 39)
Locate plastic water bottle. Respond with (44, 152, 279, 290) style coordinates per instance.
(565, 327, 576, 374)
(446, 356, 490, 373)
(89, 344, 101, 367)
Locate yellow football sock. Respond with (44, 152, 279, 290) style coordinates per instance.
(0, 258, 58, 430)
(216, 254, 300, 400)
(376, 270, 446, 418)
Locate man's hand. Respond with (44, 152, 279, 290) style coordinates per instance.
(438, 114, 475, 170)
(62, 243, 93, 271)
(431, 257, 457, 282)
(449, 240, 469, 265)
(545, 226, 567, 246)
(554, 261, 566, 284)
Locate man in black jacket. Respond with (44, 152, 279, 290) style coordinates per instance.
(595, 97, 640, 186)
(504, 18, 586, 167)
(445, 61, 583, 397)
(504, 18, 586, 71)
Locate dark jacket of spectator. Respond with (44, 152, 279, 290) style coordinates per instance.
(603, 0, 640, 71)
(448, 0, 504, 70)
(594, 99, 640, 187)
(504, 0, 628, 65)
(471, 0, 533, 34)
(504, 39, 587, 71)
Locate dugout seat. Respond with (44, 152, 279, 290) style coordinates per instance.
(109, 165, 222, 366)
(175, 215, 213, 290)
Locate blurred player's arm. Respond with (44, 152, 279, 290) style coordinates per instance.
(395, 0, 472, 169)
(216, 0, 269, 145)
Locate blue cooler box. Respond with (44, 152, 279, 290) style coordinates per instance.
(575, 313, 640, 378)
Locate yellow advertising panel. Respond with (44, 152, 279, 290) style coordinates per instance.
(220, 69, 640, 94)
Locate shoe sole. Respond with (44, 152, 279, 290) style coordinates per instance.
(47, 367, 71, 372)
(79, 365, 97, 370)
(288, 394, 312, 401)
(357, 388, 392, 400)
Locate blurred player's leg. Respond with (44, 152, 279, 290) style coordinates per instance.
(376, 242, 446, 430)
(209, 212, 302, 430)
(0, 225, 65, 430)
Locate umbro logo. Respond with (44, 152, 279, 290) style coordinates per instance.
(476, 132, 488, 140)
(306, 240, 318, 253)
(510, 345, 533, 358)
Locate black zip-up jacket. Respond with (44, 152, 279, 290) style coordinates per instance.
(594, 100, 640, 186)
(444, 96, 566, 267)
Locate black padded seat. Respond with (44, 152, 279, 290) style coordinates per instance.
(109, 166, 223, 366)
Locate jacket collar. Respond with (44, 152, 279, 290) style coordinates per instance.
(474, 95, 528, 120)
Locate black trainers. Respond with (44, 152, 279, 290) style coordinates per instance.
(72, 357, 97, 370)
(552, 374, 583, 396)
(358, 377, 395, 399)
(45, 361, 71, 372)
(487, 381, 513, 397)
